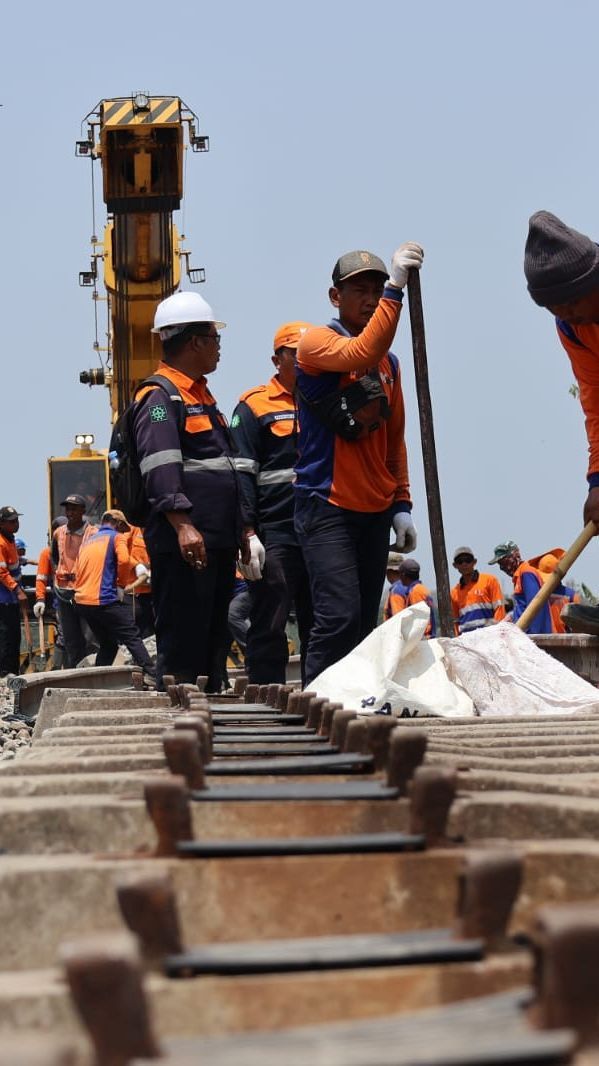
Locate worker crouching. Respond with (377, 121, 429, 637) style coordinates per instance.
(133, 291, 248, 691)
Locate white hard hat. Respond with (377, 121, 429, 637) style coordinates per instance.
(152, 291, 226, 340)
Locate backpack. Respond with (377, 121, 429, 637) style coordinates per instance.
(108, 375, 186, 526)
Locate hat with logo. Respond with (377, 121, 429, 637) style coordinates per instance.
(104, 509, 131, 530)
(0, 506, 22, 522)
(453, 545, 476, 564)
(387, 551, 404, 570)
(488, 541, 519, 565)
(332, 250, 389, 286)
(524, 211, 599, 308)
(61, 494, 87, 509)
(273, 321, 312, 352)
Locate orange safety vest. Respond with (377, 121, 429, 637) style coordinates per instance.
(53, 523, 96, 589)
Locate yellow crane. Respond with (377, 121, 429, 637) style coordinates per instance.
(47, 92, 208, 526)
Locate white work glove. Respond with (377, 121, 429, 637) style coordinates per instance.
(238, 534, 265, 582)
(33, 600, 45, 619)
(388, 242, 424, 290)
(393, 513, 417, 552)
(116, 587, 125, 602)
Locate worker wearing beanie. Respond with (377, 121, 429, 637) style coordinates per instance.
(295, 243, 423, 684)
(230, 322, 313, 685)
(384, 558, 436, 638)
(450, 546, 505, 634)
(525, 211, 599, 635)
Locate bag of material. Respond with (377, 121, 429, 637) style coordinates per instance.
(438, 620, 599, 717)
(312, 603, 474, 718)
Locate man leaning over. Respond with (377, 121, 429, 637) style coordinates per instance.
(295, 243, 423, 685)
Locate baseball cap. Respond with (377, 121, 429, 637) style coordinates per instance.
(104, 509, 131, 530)
(61, 494, 87, 508)
(453, 545, 475, 563)
(489, 541, 519, 565)
(399, 558, 420, 576)
(0, 506, 22, 521)
(273, 321, 312, 352)
(332, 250, 389, 286)
(387, 551, 404, 570)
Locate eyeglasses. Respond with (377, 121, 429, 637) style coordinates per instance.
(204, 332, 221, 344)
(454, 556, 474, 565)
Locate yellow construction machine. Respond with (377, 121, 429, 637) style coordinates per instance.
(47, 92, 208, 526)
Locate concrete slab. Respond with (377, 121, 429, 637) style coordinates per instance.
(13, 666, 134, 720)
(3, 843, 599, 971)
(0, 954, 529, 1039)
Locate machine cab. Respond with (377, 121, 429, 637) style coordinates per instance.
(47, 435, 110, 529)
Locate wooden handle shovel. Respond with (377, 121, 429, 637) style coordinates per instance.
(38, 616, 46, 659)
(516, 522, 597, 631)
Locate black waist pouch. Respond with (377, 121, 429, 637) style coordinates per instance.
(297, 370, 390, 442)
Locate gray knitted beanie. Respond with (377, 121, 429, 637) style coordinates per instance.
(524, 211, 599, 307)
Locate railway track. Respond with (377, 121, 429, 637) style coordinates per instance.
(2, 669, 599, 1063)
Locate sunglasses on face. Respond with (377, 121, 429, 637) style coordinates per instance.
(455, 556, 474, 565)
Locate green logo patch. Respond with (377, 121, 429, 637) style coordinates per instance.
(230, 414, 240, 428)
(149, 404, 168, 423)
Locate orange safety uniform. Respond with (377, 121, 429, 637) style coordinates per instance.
(556, 321, 599, 489)
(0, 533, 22, 605)
(511, 561, 554, 633)
(74, 525, 130, 606)
(52, 522, 96, 589)
(35, 545, 54, 601)
(384, 579, 435, 637)
(125, 526, 151, 595)
(529, 549, 580, 634)
(451, 572, 505, 634)
(295, 292, 410, 513)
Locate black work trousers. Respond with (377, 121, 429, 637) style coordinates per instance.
(123, 593, 155, 639)
(0, 604, 21, 676)
(294, 495, 392, 687)
(76, 602, 155, 674)
(148, 545, 236, 691)
(56, 592, 97, 668)
(246, 543, 313, 686)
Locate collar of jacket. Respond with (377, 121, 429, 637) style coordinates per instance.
(267, 374, 294, 402)
(156, 361, 205, 393)
(460, 570, 480, 588)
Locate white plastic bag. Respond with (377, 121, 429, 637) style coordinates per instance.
(439, 620, 599, 717)
(311, 603, 474, 718)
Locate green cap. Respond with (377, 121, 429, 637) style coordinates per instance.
(488, 541, 518, 565)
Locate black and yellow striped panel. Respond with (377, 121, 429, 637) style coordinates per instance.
(102, 97, 180, 127)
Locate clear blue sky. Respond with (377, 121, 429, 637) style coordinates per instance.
(3, 0, 599, 594)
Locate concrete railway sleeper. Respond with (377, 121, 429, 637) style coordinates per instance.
(3, 678, 599, 1061)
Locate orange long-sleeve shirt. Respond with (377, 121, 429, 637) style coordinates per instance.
(0, 533, 21, 605)
(556, 320, 599, 481)
(35, 545, 54, 601)
(295, 289, 410, 512)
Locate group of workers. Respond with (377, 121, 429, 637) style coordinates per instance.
(0, 497, 155, 678)
(1, 210, 598, 687)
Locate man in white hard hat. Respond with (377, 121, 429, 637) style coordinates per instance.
(132, 291, 249, 690)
